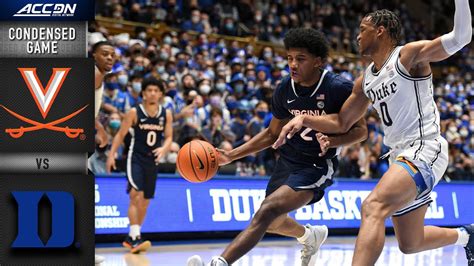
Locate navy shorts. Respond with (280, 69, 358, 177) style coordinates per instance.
(266, 156, 338, 205)
(126, 154, 159, 199)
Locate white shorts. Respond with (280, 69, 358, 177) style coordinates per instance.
(388, 137, 449, 217)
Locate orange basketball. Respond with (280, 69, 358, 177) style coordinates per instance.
(176, 140, 219, 183)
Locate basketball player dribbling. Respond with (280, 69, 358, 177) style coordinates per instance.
(106, 78, 173, 253)
(187, 28, 368, 266)
(92, 40, 115, 264)
(274, 1, 473, 265)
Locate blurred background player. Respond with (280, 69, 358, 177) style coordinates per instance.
(93, 41, 115, 149)
(106, 78, 173, 253)
(275, 0, 473, 265)
(92, 40, 115, 265)
(187, 28, 367, 266)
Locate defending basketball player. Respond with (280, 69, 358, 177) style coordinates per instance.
(106, 78, 173, 253)
(92, 40, 115, 264)
(274, 1, 473, 265)
(187, 28, 368, 266)
(93, 41, 115, 148)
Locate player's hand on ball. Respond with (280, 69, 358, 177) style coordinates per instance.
(273, 115, 305, 149)
(216, 148, 232, 166)
(316, 132, 330, 156)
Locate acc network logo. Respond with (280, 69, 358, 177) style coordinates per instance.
(13, 3, 77, 17)
(0, 68, 87, 139)
(11, 191, 74, 248)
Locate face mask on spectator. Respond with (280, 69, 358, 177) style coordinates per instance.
(163, 36, 172, 45)
(460, 128, 468, 137)
(192, 15, 200, 24)
(454, 143, 463, 150)
(160, 52, 169, 60)
(216, 83, 226, 92)
(132, 82, 142, 93)
(225, 23, 234, 31)
(168, 67, 177, 75)
(177, 60, 187, 69)
(234, 84, 244, 93)
(255, 15, 262, 22)
(166, 89, 177, 98)
(247, 86, 256, 93)
(109, 119, 121, 129)
(367, 123, 377, 132)
(138, 32, 147, 40)
(264, 51, 273, 59)
(449, 126, 457, 133)
(257, 111, 267, 119)
(118, 75, 128, 86)
(227, 100, 238, 111)
(105, 82, 120, 90)
(167, 152, 178, 163)
(210, 96, 221, 107)
(238, 111, 248, 120)
(199, 84, 211, 95)
(206, 69, 215, 80)
(133, 65, 144, 72)
(157, 65, 166, 74)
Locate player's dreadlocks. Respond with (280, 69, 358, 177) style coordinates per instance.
(364, 9, 402, 46)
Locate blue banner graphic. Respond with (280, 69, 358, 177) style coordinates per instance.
(0, 0, 94, 21)
(95, 175, 474, 234)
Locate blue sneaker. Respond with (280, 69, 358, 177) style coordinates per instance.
(463, 224, 474, 266)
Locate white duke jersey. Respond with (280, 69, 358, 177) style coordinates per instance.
(362, 46, 440, 149)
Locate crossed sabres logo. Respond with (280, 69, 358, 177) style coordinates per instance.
(1, 68, 88, 139)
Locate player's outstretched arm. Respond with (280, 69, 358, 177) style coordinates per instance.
(218, 117, 288, 166)
(401, 0, 471, 69)
(106, 108, 137, 172)
(316, 118, 367, 156)
(327, 118, 368, 147)
(273, 77, 370, 149)
(153, 109, 173, 163)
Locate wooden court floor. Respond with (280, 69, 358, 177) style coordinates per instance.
(95, 236, 467, 265)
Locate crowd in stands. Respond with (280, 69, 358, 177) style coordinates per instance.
(91, 0, 474, 181)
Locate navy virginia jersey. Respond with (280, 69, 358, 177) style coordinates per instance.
(272, 70, 353, 161)
(129, 104, 167, 159)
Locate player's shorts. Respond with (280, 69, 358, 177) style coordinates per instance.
(126, 154, 159, 199)
(266, 153, 338, 205)
(389, 137, 448, 217)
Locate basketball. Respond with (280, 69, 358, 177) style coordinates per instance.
(176, 140, 219, 183)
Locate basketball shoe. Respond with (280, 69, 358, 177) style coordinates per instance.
(187, 255, 228, 266)
(130, 237, 151, 253)
(463, 224, 474, 266)
(122, 236, 133, 249)
(95, 255, 105, 264)
(187, 255, 205, 266)
(300, 224, 328, 266)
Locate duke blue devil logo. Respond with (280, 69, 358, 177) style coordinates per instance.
(12, 191, 74, 248)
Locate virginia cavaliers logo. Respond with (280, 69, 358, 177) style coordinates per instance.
(0, 68, 88, 139)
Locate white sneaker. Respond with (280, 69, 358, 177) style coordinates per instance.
(300, 224, 328, 266)
(95, 255, 105, 264)
(187, 255, 205, 266)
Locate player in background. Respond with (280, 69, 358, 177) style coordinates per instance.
(106, 78, 173, 253)
(274, 1, 473, 265)
(93, 41, 115, 148)
(92, 40, 116, 264)
(187, 28, 368, 266)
